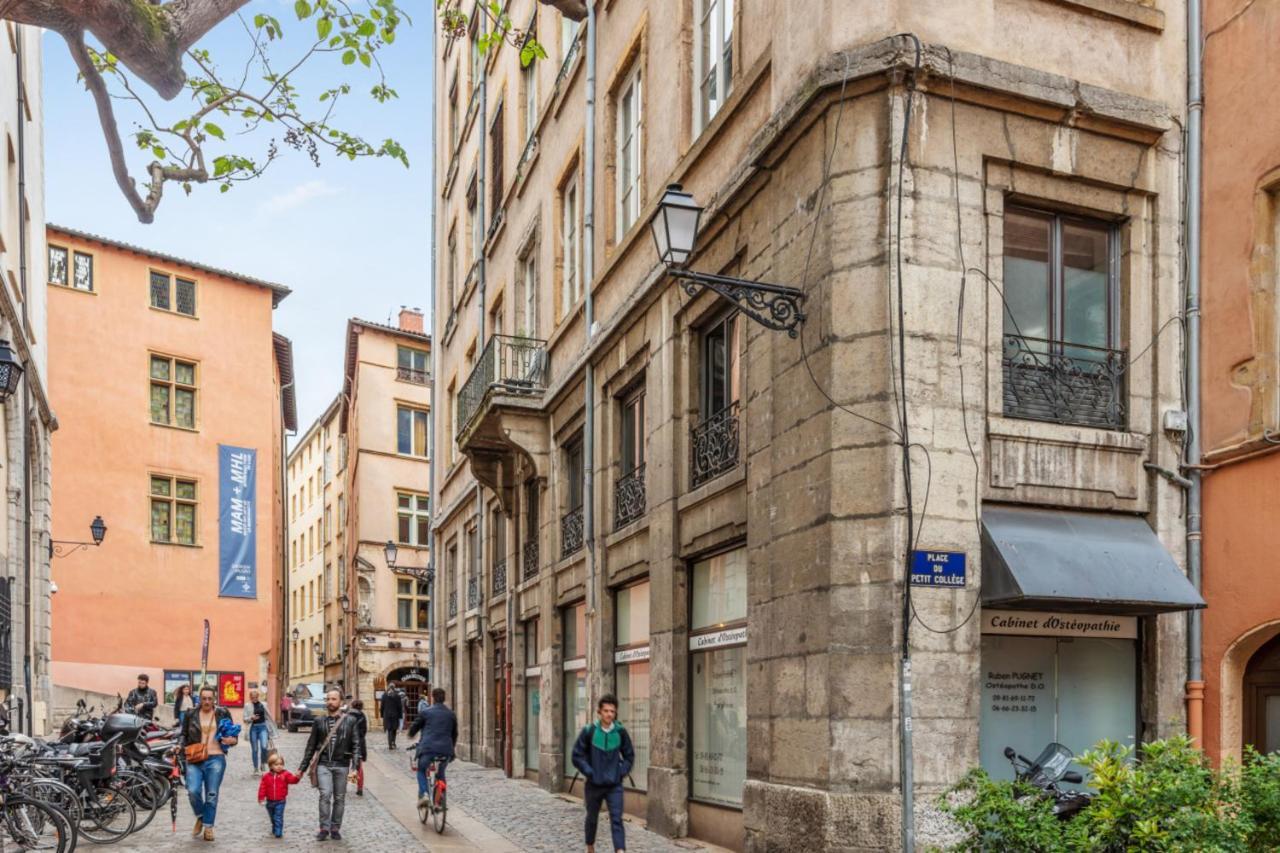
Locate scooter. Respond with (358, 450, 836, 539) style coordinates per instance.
(1003, 743, 1092, 819)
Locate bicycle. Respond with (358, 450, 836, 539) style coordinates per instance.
(407, 747, 447, 833)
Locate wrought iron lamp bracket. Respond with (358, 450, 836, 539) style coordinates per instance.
(671, 269, 806, 338)
(49, 540, 99, 559)
(391, 566, 435, 584)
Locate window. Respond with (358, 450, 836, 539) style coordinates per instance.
(615, 65, 643, 238)
(150, 271, 197, 316)
(291, 539, 297, 568)
(467, 526, 480, 610)
(397, 406, 430, 457)
(150, 354, 198, 429)
(492, 507, 506, 568)
(447, 226, 458, 309)
(468, 175, 481, 263)
(520, 253, 537, 336)
(615, 580, 651, 790)
(48, 245, 68, 287)
(1002, 207, 1121, 429)
(561, 174, 581, 314)
(689, 548, 747, 806)
(470, 20, 482, 94)
(565, 437, 584, 512)
(397, 346, 430, 384)
(701, 311, 741, 417)
(151, 475, 198, 545)
(73, 251, 94, 291)
(695, 0, 734, 131)
(397, 578, 430, 630)
(522, 46, 538, 142)
(560, 13, 580, 68)
(524, 617, 541, 772)
(562, 601, 587, 776)
(397, 492, 430, 545)
(338, 494, 346, 529)
(324, 505, 332, 540)
(449, 75, 460, 152)
(621, 386, 645, 476)
(490, 103, 505, 219)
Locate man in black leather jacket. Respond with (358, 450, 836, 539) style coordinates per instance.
(124, 674, 158, 719)
(298, 689, 363, 841)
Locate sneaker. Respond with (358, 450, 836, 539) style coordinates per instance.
(418, 794, 431, 806)
(273, 831, 282, 838)
(203, 827, 215, 842)
(192, 819, 204, 838)
(356, 789, 363, 797)
(330, 830, 343, 841)
(316, 830, 330, 841)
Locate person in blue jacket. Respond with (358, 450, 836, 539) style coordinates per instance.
(571, 693, 635, 853)
(409, 687, 458, 804)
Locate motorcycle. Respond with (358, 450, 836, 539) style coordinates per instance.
(1003, 743, 1092, 819)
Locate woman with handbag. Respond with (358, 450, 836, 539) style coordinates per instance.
(181, 685, 239, 842)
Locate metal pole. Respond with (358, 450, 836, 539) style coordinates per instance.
(583, 0, 599, 701)
(14, 24, 33, 736)
(1185, 0, 1204, 729)
(428, 0, 439, 692)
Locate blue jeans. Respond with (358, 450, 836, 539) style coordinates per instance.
(249, 723, 270, 769)
(184, 755, 226, 827)
(584, 782, 625, 851)
(264, 801, 285, 837)
(416, 757, 448, 797)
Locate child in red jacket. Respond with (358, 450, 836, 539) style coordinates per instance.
(257, 753, 301, 838)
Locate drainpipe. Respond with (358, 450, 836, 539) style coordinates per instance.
(279, 382, 294, 710)
(14, 24, 33, 735)
(583, 0, 599, 701)
(474, 7, 488, 762)
(428, 0, 439, 695)
(1185, 0, 1205, 746)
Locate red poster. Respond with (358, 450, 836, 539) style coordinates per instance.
(218, 672, 245, 708)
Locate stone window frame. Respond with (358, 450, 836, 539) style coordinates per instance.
(150, 471, 200, 546)
(148, 351, 199, 431)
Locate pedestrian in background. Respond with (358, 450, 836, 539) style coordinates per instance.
(379, 685, 403, 749)
(349, 699, 369, 796)
(298, 689, 363, 842)
(572, 693, 634, 853)
(181, 685, 239, 842)
(243, 688, 270, 772)
(172, 683, 195, 725)
(257, 752, 302, 839)
(125, 673, 158, 719)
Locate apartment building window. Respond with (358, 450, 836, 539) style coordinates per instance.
(397, 405, 430, 457)
(491, 507, 507, 595)
(449, 74, 459, 152)
(72, 251, 94, 291)
(447, 541, 459, 618)
(446, 381, 457, 466)
(447, 226, 458, 309)
(616, 385, 646, 528)
(520, 252, 537, 336)
(562, 435, 584, 557)
(522, 47, 537, 142)
(615, 65, 643, 238)
(150, 354, 198, 429)
(338, 494, 346, 529)
(397, 346, 430, 384)
(397, 579, 430, 630)
(467, 526, 481, 610)
(1002, 207, 1123, 430)
(151, 475, 198, 545)
(490, 103, 505, 220)
(324, 506, 332, 539)
(523, 479, 540, 581)
(695, 0, 734, 131)
(150, 271, 197, 316)
(561, 174, 581, 315)
(691, 311, 741, 487)
(560, 14, 580, 68)
(48, 245, 68, 287)
(470, 20, 482, 94)
(291, 539, 297, 568)
(468, 175, 481, 264)
(397, 492, 430, 546)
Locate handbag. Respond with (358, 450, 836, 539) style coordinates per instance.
(307, 712, 347, 788)
(184, 714, 216, 764)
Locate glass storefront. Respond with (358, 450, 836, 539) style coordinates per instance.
(979, 611, 1138, 782)
(615, 580, 650, 790)
(563, 602, 588, 777)
(689, 548, 747, 806)
(524, 618, 540, 774)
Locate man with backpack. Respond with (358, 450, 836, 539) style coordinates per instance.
(571, 693, 635, 853)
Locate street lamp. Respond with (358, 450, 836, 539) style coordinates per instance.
(0, 340, 24, 404)
(384, 540, 398, 569)
(291, 627, 300, 642)
(338, 593, 352, 614)
(50, 515, 108, 559)
(650, 183, 806, 337)
(313, 640, 324, 666)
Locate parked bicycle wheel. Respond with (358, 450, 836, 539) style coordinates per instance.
(113, 772, 160, 832)
(77, 787, 135, 845)
(3, 796, 72, 852)
(17, 779, 82, 824)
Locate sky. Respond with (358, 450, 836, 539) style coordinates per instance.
(41, 2, 434, 435)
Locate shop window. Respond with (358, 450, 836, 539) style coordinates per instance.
(689, 548, 747, 806)
(979, 626, 1137, 782)
(525, 616, 541, 774)
(1002, 207, 1124, 430)
(615, 580, 650, 790)
(563, 601, 588, 777)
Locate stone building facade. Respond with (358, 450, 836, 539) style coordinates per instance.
(286, 401, 335, 688)
(432, 1, 1196, 849)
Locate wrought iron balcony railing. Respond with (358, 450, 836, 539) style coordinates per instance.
(447, 590, 457, 619)
(614, 464, 646, 530)
(690, 401, 741, 488)
(456, 334, 549, 438)
(522, 540, 539, 581)
(561, 506, 584, 558)
(397, 366, 429, 385)
(492, 559, 507, 596)
(1002, 334, 1127, 430)
(467, 575, 480, 611)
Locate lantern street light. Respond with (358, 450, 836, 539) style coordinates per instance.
(650, 183, 806, 337)
(0, 340, 24, 404)
(291, 627, 300, 642)
(384, 540, 398, 570)
(49, 516, 108, 559)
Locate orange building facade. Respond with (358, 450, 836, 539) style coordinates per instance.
(1199, 0, 1280, 763)
(46, 225, 293, 717)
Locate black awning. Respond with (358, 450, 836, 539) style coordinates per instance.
(981, 505, 1205, 615)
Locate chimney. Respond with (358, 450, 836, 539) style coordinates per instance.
(398, 307, 424, 334)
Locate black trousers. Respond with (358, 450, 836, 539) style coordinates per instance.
(385, 718, 400, 747)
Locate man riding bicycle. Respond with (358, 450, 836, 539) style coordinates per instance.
(408, 687, 457, 805)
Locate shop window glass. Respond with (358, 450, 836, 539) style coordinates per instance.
(563, 602, 588, 777)
(689, 548, 747, 805)
(615, 581, 650, 790)
(526, 677, 540, 772)
(691, 549, 747, 628)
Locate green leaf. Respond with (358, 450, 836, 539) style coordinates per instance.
(359, 52, 372, 68)
(317, 17, 332, 39)
(342, 50, 357, 65)
(357, 20, 376, 37)
(203, 122, 225, 140)
(151, 146, 166, 160)
(295, 0, 312, 20)
(220, 184, 231, 194)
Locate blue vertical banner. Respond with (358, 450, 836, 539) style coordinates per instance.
(218, 445, 257, 598)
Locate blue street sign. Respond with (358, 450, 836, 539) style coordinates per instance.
(910, 550, 966, 588)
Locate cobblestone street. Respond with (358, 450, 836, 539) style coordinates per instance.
(108, 732, 712, 852)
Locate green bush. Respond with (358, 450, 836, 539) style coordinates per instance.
(940, 736, 1280, 852)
